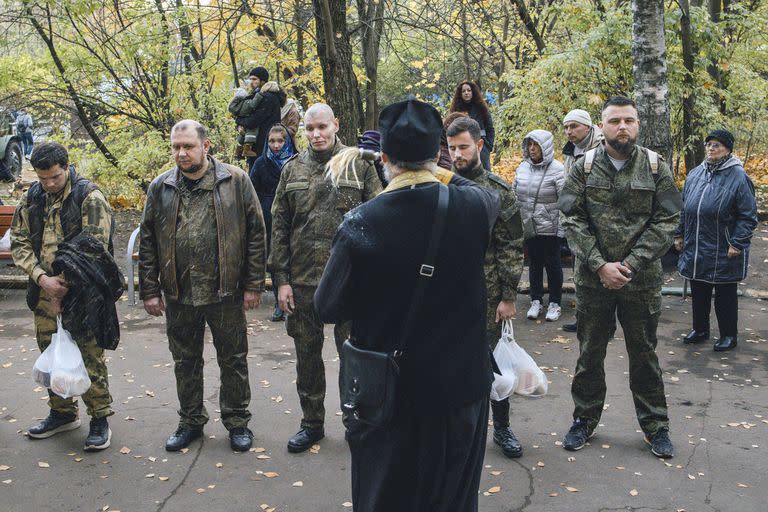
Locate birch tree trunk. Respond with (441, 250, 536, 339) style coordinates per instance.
(631, 0, 673, 163)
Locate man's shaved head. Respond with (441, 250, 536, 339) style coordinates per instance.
(171, 119, 208, 142)
(303, 104, 339, 152)
(304, 103, 335, 123)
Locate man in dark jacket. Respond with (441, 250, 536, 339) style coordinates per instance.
(314, 98, 501, 512)
(139, 120, 267, 453)
(10, 141, 115, 451)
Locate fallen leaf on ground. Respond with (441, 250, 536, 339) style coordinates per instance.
(145, 473, 155, 478)
(251, 447, 266, 453)
(310, 445, 321, 454)
(487, 486, 501, 493)
(342, 502, 353, 507)
(159, 476, 169, 481)
(256, 455, 271, 460)
(38, 462, 49, 468)
(737, 483, 749, 488)
(688, 474, 696, 480)
(548, 492, 559, 497)
(74, 458, 83, 462)
(0, 465, 10, 471)
(215, 462, 223, 468)
(145, 390, 155, 397)
(565, 486, 579, 492)
(490, 470, 503, 476)
(2, 479, 11, 484)
(119, 447, 131, 455)
(264, 472, 279, 478)
(292, 481, 303, 487)
(629, 489, 639, 496)
(537, 461, 545, 467)
(180, 448, 189, 454)
(196, 488, 205, 494)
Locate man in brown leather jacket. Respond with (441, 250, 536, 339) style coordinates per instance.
(139, 120, 267, 453)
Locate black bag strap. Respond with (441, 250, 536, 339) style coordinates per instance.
(395, 183, 450, 355)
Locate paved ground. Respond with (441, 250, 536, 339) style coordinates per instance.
(1, 285, 766, 512)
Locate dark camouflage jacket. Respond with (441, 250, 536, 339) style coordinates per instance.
(558, 144, 681, 290)
(269, 141, 382, 288)
(456, 162, 524, 302)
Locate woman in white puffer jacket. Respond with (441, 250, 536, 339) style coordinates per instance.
(513, 129, 566, 322)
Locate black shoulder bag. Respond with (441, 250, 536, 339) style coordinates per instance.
(340, 183, 450, 427)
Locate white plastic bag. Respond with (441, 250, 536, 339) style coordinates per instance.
(0, 229, 10, 252)
(505, 322, 548, 396)
(490, 321, 519, 401)
(32, 316, 91, 398)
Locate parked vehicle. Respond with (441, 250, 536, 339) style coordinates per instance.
(0, 110, 23, 181)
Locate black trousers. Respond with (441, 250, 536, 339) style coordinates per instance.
(526, 235, 563, 304)
(347, 398, 488, 512)
(690, 280, 738, 337)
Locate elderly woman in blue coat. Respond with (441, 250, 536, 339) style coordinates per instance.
(675, 129, 758, 351)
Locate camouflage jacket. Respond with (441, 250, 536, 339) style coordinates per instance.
(558, 144, 681, 290)
(269, 141, 382, 288)
(456, 162, 524, 302)
(139, 157, 267, 301)
(11, 173, 112, 286)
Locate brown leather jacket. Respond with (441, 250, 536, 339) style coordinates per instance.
(139, 157, 266, 301)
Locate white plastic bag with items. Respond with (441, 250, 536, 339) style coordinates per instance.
(0, 229, 11, 252)
(490, 320, 519, 401)
(32, 316, 91, 398)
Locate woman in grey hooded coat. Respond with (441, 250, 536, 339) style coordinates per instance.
(513, 129, 565, 322)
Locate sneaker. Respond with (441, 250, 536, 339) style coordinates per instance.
(545, 302, 561, 322)
(229, 427, 254, 452)
(645, 427, 674, 458)
(563, 418, 594, 451)
(527, 300, 542, 320)
(84, 417, 112, 451)
(493, 426, 523, 458)
(287, 427, 325, 453)
(165, 426, 203, 452)
(28, 411, 81, 439)
(271, 306, 285, 322)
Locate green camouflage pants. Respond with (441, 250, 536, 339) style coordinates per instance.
(572, 286, 669, 435)
(165, 298, 251, 430)
(286, 285, 350, 429)
(34, 296, 113, 419)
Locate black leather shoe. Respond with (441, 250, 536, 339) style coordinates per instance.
(287, 427, 324, 453)
(493, 426, 523, 458)
(84, 417, 112, 451)
(683, 329, 709, 344)
(562, 323, 577, 333)
(714, 336, 737, 352)
(28, 411, 80, 439)
(229, 427, 253, 452)
(165, 427, 203, 452)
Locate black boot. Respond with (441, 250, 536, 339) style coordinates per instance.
(229, 427, 254, 452)
(287, 427, 324, 453)
(28, 411, 80, 439)
(493, 426, 523, 458)
(562, 322, 577, 333)
(683, 329, 709, 344)
(714, 336, 737, 352)
(165, 426, 203, 452)
(84, 417, 112, 451)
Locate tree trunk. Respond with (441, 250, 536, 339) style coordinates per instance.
(511, 0, 546, 55)
(312, 0, 363, 145)
(679, 0, 705, 172)
(358, 0, 385, 130)
(631, 0, 673, 163)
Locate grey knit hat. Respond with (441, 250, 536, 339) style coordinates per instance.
(563, 109, 592, 127)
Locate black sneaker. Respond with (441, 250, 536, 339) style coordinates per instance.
(165, 426, 203, 452)
(271, 307, 285, 322)
(563, 419, 594, 451)
(562, 323, 577, 333)
(84, 417, 112, 451)
(28, 411, 81, 439)
(287, 427, 324, 453)
(645, 427, 674, 458)
(493, 426, 523, 458)
(229, 427, 254, 452)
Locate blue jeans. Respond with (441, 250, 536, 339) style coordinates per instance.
(21, 131, 34, 157)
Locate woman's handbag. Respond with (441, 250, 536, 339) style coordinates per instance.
(340, 184, 450, 427)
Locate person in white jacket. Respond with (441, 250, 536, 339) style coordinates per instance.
(513, 129, 566, 321)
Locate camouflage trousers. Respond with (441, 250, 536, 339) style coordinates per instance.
(572, 286, 669, 435)
(486, 296, 511, 427)
(286, 285, 350, 430)
(34, 296, 113, 419)
(165, 298, 251, 430)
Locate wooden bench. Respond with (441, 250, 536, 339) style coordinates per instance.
(125, 227, 273, 306)
(0, 204, 16, 263)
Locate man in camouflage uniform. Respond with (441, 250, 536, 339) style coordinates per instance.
(140, 120, 266, 453)
(270, 103, 382, 453)
(558, 96, 681, 458)
(11, 141, 114, 451)
(446, 116, 525, 458)
(561, 108, 605, 333)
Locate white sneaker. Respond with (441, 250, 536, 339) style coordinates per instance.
(527, 300, 542, 320)
(546, 302, 562, 322)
